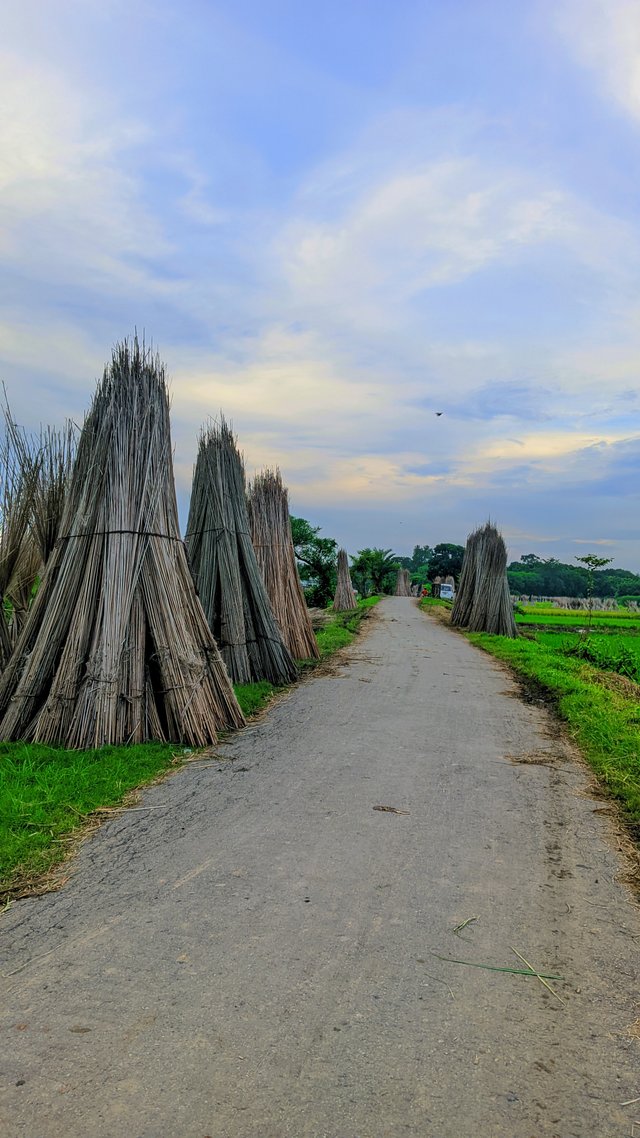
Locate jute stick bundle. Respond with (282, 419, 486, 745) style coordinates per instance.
(31, 422, 76, 566)
(5, 423, 77, 649)
(186, 421, 298, 685)
(451, 522, 517, 637)
(394, 567, 412, 597)
(0, 409, 41, 665)
(0, 337, 244, 747)
(333, 548, 357, 611)
(247, 468, 319, 658)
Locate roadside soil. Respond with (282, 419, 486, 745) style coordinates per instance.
(1, 597, 639, 1137)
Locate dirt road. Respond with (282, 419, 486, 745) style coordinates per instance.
(1, 598, 638, 1137)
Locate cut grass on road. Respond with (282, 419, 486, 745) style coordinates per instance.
(0, 597, 380, 901)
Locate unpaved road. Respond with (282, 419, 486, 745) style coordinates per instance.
(1, 598, 639, 1137)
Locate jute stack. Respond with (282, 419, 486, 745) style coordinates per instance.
(333, 548, 357, 611)
(186, 420, 298, 685)
(451, 522, 517, 637)
(31, 423, 76, 567)
(0, 338, 245, 747)
(0, 411, 41, 666)
(5, 422, 78, 650)
(394, 567, 412, 597)
(247, 468, 319, 659)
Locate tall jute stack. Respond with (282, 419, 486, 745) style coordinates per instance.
(394, 567, 412, 597)
(0, 338, 245, 747)
(4, 422, 78, 650)
(333, 548, 357, 611)
(451, 521, 517, 637)
(31, 423, 76, 567)
(247, 468, 319, 659)
(186, 420, 298, 685)
(0, 412, 39, 667)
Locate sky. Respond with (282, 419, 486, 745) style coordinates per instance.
(2, 0, 640, 569)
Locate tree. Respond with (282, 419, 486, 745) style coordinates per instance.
(290, 516, 337, 608)
(397, 544, 433, 587)
(350, 548, 399, 597)
(427, 543, 465, 583)
(575, 553, 614, 623)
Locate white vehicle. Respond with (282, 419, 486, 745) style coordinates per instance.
(439, 583, 455, 601)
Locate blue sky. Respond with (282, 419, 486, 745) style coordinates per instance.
(2, 0, 640, 568)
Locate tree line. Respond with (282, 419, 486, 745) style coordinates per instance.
(291, 518, 640, 606)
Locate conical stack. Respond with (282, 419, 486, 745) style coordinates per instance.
(247, 468, 319, 659)
(394, 567, 412, 597)
(451, 522, 517, 637)
(0, 410, 39, 668)
(186, 420, 298, 685)
(333, 548, 357, 611)
(6, 422, 77, 649)
(0, 337, 245, 747)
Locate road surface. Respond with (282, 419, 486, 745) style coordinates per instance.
(1, 597, 639, 1137)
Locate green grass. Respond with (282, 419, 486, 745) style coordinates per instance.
(1, 598, 380, 900)
(0, 741, 178, 898)
(468, 632, 640, 826)
(515, 609, 640, 629)
(234, 679, 281, 717)
(533, 631, 640, 684)
(314, 595, 380, 657)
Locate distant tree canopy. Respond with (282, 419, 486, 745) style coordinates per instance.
(397, 544, 434, 587)
(507, 554, 640, 598)
(291, 519, 640, 607)
(290, 516, 337, 608)
(427, 543, 465, 583)
(350, 548, 399, 597)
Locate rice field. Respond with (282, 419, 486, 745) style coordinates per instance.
(515, 604, 640, 630)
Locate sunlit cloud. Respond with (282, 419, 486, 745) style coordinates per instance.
(1, 0, 639, 567)
(554, 0, 640, 121)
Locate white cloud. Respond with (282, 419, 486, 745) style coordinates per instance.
(554, 0, 640, 121)
(274, 148, 639, 355)
(279, 161, 570, 306)
(0, 51, 173, 297)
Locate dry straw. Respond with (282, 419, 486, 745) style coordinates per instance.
(0, 337, 245, 748)
(451, 521, 517, 637)
(333, 548, 357, 611)
(4, 422, 78, 652)
(247, 468, 319, 658)
(186, 420, 298, 685)
(394, 567, 412, 597)
(0, 410, 38, 666)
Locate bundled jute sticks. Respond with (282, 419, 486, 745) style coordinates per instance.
(247, 468, 319, 659)
(451, 522, 517, 637)
(186, 420, 298, 685)
(333, 548, 357, 611)
(394, 567, 412, 597)
(5, 422, 77, 651)
(0, 338, 245, 747)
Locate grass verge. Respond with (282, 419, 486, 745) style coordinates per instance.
(0, 741, 179, 901)
(314, 595, 380, 658)
(1, 598, 380, 902)
(468, 633, 640, 830)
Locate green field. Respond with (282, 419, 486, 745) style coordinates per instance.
(515, 606, 640, 630)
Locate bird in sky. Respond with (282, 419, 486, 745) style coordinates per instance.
(435, 411, 443, 416)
